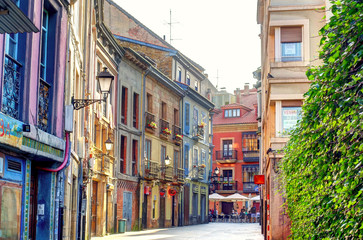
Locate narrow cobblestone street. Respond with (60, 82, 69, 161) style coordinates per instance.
(92, 223, 263, 240)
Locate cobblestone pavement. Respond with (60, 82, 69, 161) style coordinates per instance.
(92, 223, 264, 240)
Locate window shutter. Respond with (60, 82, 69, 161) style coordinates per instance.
(281, 27, 302, 43)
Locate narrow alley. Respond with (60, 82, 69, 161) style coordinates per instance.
(91, 223, 263, 240)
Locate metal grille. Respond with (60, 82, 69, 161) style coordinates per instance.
(2, 54, 21, 119)
(8, 160, 21, 172)
(38, 79, 51, 132)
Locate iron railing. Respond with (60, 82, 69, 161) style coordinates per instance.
(38, 78, 51, 132)
(162, 165, 173, 181)
(212, 181, 238, 193)
(144, 160, 159, 179)
(145, 112, 156, 129)
(215, 150, 238, 161)
(176, 168, 185, 183)
(159, 119, 170, 136)
(2, 54, 21, 120)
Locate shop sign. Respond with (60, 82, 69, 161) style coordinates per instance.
(254, 175, 265, 184)
(168, 188, 176, 196)
(0, 112, 23, 148)
(144, 186, 150, 195)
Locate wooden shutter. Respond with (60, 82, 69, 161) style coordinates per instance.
(281, 27, 302, 43)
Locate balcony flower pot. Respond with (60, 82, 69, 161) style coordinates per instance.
(147, 121, 157, 129)
(199, 164, 206, 168)
(175, 134, 183, 140)
(162, 128, 171, 135)
(198, 122, 206, 128)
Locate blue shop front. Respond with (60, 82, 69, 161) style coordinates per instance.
(0, 112, 67, 240)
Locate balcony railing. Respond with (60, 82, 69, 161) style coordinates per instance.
(242, 150, 259, 162)
(159, 119, 170, 139)
(173, 125, 182, 145)
(161, 165, 173, 181)
(2, 54, 21, 120)
(213, 181, 238, 194)
(192, 125, 204, 140)
(191, 166, 204, 180)
(176, 168, 185, 183)
(144, 160, 159, 179)
(103, 155, 110, 171)
(243, 182, 259, 193)
(215, 150, 238, 163)
(145, 112, 156, 130)
(38, 78, 51, 132)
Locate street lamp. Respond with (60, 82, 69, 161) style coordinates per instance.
(72, 67, 114, 110)
(165, 155, 171, 166)
(105, 137, 113, 151)
(214, 167, 220, 175)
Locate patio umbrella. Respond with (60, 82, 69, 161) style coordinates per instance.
(209, 193, 226, 200)
(250, 195, 261, 201)
(224, 193, 249, 201)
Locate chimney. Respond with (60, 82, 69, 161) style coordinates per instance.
(244, 83, 249, 95)
(236, 88, 241, 103)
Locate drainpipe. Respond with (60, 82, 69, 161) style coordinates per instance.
(139, 67, 151, 229)
(180, 95, 184, 226)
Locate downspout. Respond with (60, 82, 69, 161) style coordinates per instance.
(139, 67, 151, 229)
(180, 95, 184, 226)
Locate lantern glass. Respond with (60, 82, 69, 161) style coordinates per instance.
(105, 138, 113, 151)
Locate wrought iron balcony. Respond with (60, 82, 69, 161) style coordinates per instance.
(176, 168, 185, 183)
(243, 150, 259, 162)
(144, 160, 159, 179)
(173, 125, 182, 145)
(2, 54, 21, 120)
(159, 119, 170, 139)
(38, 78, 51, 132)
(191, 165, 205, 180)
(145, 112, 156, 131)
(192, 125, 204, 140)
(161, 165, 173, 181)
(213, 181, 238, 194)
(243, 182, 259, 193)
(215, 150, 238, 163)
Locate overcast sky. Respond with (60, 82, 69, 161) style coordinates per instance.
(113, 0, 261, 93)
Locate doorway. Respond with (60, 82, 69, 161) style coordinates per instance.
(222, 202, 233, 215)
(122, 192, 133, 231)
(159, 196, 165, 228)
(142, 194, 148, 229)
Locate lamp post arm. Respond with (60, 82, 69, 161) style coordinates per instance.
(72, 96, 107, 110)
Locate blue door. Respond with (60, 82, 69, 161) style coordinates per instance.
(122, 192, 132, 231)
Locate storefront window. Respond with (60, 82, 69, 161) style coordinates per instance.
(282, 107, 302, 134)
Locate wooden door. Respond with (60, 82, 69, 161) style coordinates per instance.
(91, 181, 98, 236)
(183, 186, 189, 225)
(159, 196, 165, 228)
(142, 194, 148, 229)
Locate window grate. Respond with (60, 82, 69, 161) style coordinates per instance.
(8, 160, 21, 172)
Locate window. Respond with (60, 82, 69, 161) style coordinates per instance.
(177, 67, 181, 82)
(282, 107, 302, 133)
(146, 93, 152, 113)
(161, 102, 167, 119)
(184, 144, 190, 175)
(145, 139, 151, 161)
(184, 103, 190, 134)
(224, 109, 240, 118)
(222, 170, 233, 190)
(195, 80, 198, 91)
(186, 74, 190, 85)
(277, 27, 302, 62)
(193, 148, 198, 166)
(120, 136, 126, 173)
(223, 140, 233, 157)
(174, 108, 179, 126)
(242, 133, 258, 151)
(133, 93, 139, 128)
(121, 86, 127, 124)
(161, 145, 166, 166)
(174, 150, 179, 170)
(132, 140, 138, 176)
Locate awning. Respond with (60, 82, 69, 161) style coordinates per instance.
(224, 193, 249, 201)
(250, 195, 261, 201)
(0, 0, 39, 33)
(209, 193, 226, 201)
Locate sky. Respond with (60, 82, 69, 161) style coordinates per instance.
(113, 0, 261, 93)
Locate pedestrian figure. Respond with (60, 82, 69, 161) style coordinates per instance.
(247, 210, 251, 223)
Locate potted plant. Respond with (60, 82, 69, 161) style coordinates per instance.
(199, 164, 206, 168)
(198, 122, 206, 128)
(175, 134, 183, 140)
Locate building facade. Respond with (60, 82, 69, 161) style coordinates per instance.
(0, 0, 68, 239)
(257, 0, 326, 239)
(176, 82, 214, 225)
(210, 86, 259, 214)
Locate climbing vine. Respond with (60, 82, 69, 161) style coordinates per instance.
(280, 0, 363, 239)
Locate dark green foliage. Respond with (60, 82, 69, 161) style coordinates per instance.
(280, 0, 363, 239)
